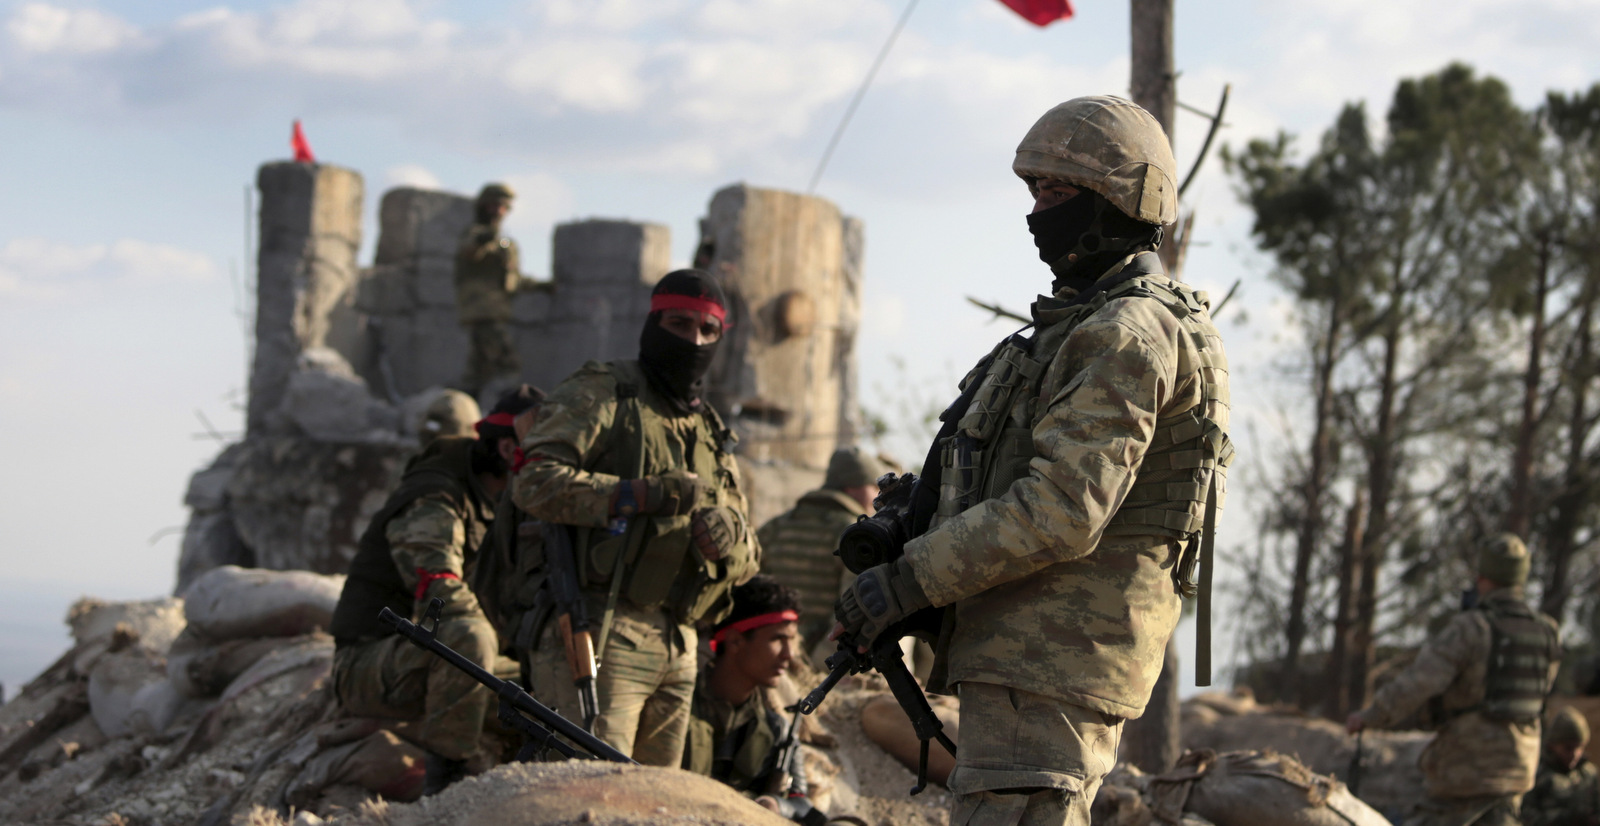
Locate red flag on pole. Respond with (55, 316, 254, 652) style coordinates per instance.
(998, 0, 1074, 26)
(291, 120, 316, 163)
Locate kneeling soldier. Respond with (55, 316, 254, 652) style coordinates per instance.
(1523, 706, 1600, 826)
(683, 575, 823, 823)
(329, 385, 543, 793)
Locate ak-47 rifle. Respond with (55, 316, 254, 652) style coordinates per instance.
(541, 521, 600, 730)
(765, 705, 827, 826)
(797, 472, 957, 796)
(379, 600, 633, 764)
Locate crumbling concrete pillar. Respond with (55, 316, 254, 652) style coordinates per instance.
(247, 162, 364, 434)
(700, 185, 863, 470)
(510, 220, 670, 393)
(357, 187, 475, 398)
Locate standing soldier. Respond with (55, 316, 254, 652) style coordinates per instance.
(1523, 706, 1600, 826)
(512, 269, 761, 766)
(329, 385, 544, 794)
(456, 183, 544, 398)
(757, 446, 885, 647)
(1348, 534, 1563, 826)
(831, 96, 1231, 825)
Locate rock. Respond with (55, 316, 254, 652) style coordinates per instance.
(270, 348, 400, 443)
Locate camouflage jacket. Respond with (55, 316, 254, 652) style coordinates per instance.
(455, 221, 521, 324)
(329, 437, 496, 643)
(1524, 753, 1600, 826)
(755, 488, 862, 640)
(1362, 588, 1560, 798)
(511, 360, 760, 625)
(902, 252, 1230, 719)
(681, 669, 801, 796)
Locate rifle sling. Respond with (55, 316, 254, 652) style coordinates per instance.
(596, 378, 646, 661)
(1196, 480, 1217, 686)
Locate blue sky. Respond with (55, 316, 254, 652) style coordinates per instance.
(3, 0, 1600, 691)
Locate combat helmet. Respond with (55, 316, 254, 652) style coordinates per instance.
(420, 390, 481, 446)
(477, 182, 516, 204)
(1478, 532, 1531, 587)
(1013, 96, 1178, 225)
(824, 446, 887, 491)
(1549, 706, 1590, 748)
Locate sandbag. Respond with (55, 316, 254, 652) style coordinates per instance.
(1149, 750, 1391, 826)
(87, 647, 168, 738)
(285, 729, 427, 808)
(181, 565, 345, 641)
(859, 692, 960, 787)
(166, 627, 284, 698)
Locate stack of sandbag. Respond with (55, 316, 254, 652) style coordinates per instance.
(1097, 749, 1393, 826)
(168, 565, 345, 699)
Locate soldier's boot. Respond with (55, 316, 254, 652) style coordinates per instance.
(421, 752, 467, 797)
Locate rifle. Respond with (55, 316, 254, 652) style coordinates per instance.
(541, 521, 600, 730)
(378, 600, 633, 764)
(766, 705, 827, 826)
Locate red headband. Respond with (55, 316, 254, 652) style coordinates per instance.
(474, 412, 517, 436)
(651, 293, 726, 324)
(709, 610, 798, 654)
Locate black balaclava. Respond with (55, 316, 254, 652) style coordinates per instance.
(1026, 190, 1164, 293)
(639, 269, 727, 413)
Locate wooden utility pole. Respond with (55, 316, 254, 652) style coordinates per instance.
(1120, 0, 1182, 776)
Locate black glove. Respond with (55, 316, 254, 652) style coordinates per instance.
(835, 557, 930, 646)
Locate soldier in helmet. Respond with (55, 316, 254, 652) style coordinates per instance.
(1523, 706, 1600, 826)
(329, 384, 545, 794)
(456, 183, 547, 398)
(757, 446, 886, 647)
(510, 269, 761, 766)
(831, 96, 1231, 825)
(418, 389, 481, 447)
(1348, 534, 1563, 826)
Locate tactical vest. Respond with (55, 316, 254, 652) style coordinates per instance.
(683, 694, 783, 792)
(1479, 597, 1560, 724)
(932, 253, 1233, 559)
(330, 437, 492, 645)
(571, 361, 751, 627)
(756, 490, 862, 638)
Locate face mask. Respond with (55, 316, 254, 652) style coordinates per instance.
(639, 317, 719, 409)
(1025, 192, 1099, 266)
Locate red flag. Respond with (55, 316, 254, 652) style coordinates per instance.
(998, 0, 1074, 26)
(291, 119, 316, 163)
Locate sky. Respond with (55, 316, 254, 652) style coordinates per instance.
(3, 0, 1600, 694)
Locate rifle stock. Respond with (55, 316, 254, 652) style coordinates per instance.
(378, 602, 632, 764)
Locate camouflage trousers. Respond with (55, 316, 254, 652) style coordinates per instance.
(1402, 794, 1523, 826)
(332, 614, 499, 762)
(522, 602, 697, 767)
(945, 682, 1122, 826)
(462, 320, 520, 396)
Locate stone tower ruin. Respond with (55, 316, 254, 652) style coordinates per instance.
(177, 161, 865, 589)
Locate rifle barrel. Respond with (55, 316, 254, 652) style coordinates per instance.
(378, 607, 634, 764)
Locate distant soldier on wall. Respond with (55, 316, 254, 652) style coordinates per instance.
(329, 385, 544, 794)
(456, 183, 546, 398)
(1348, 534, 1563, 826)
(756, 446, 884, 648)
(1523, 706, 1600, 826)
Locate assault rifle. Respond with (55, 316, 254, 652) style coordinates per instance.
(542, 521, 600, 730)
(379, 600, 633, 764)
(765, 706, 827, 826)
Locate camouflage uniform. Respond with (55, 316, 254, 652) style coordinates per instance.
(511, 359, 760, 766)
(877, 97, 1230, 826)
(329, 437, 499, 762)
(457, 184, 541, 395)
(1524, 757, 1600, 826)
(759, 447, 883, 645)
(1358, 586, 1561, 826)
(681, 670, 799, 794)
(758, 489, 864, 645)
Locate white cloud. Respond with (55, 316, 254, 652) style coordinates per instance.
(0, 238, 217, 298)
(6, 3, 137, 54)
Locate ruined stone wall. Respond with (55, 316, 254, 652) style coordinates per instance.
(179, 169, 864, 586)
